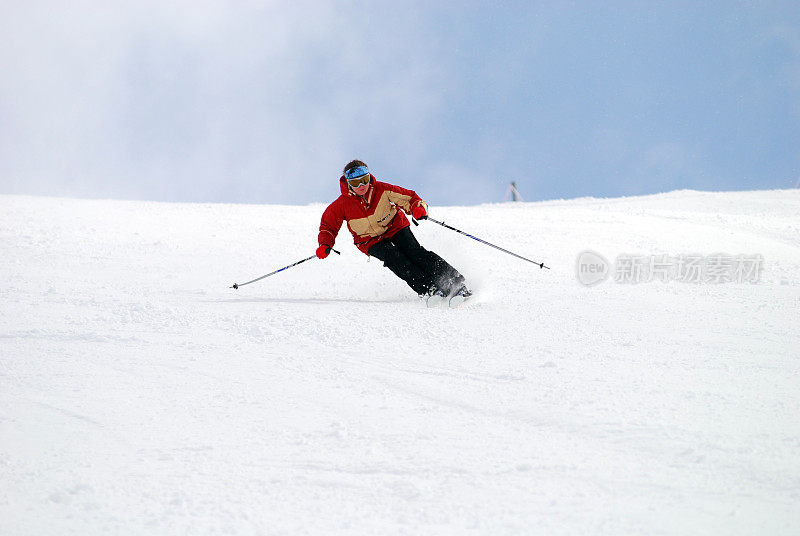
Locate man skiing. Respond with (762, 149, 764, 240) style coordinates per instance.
(316, 160, 471, 306)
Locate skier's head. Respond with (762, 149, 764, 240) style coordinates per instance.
(343, 159, 370, 195)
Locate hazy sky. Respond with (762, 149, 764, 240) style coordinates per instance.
(1, 1, 799, 206)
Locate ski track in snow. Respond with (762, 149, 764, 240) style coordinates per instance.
(1, 190, 799, 535)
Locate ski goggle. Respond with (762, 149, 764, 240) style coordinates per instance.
(347, 173, 370, 188)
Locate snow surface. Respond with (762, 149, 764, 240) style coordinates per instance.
(1, 190, 799, 535)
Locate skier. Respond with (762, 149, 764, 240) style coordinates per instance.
(316, 160, 472, 306)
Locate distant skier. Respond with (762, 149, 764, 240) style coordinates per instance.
(316, 159, 471, 306)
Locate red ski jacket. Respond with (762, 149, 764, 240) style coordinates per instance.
(318, 175, 428, 255)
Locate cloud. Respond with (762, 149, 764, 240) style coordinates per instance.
(0, 2, 451, 203)
(2, 2, 797, 204)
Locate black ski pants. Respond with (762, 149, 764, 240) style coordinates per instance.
(368, 226, 464, 296)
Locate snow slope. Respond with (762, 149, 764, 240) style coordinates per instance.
(1, 190, 799, 535)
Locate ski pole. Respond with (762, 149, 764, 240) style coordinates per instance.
(416, 216, 549, 269)
(230, 248, 340, 289)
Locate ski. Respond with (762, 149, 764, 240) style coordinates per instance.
(448, 293, 470, 308)
(426, 290, 447, 308)
(426, 286, 473, 308)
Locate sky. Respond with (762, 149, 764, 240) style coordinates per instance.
(1, 1, 799, 206)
